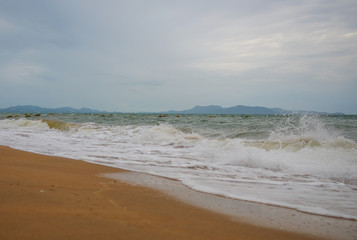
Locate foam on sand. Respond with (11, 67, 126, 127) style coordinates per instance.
(103, 171, 357, 240)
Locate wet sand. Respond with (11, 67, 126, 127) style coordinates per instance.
(0, 146, 333, 239)
(104, 172, 357, 240)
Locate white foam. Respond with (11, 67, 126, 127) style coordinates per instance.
(1, 117, 356, 220)
(103, 172, 357, 240)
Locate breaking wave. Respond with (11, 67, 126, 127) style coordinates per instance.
(41, 119, 79, 131)
(1, 114, 357, 219)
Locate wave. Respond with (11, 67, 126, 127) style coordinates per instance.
(133, 124, 202, 147)
(1, 115, 357, 219)
(244, 136, 357, 151)
(1, 117, 356, 175)
(115, 121, 357, 180)
(0, 118, 95, 132)
(0, 118, 49, 130)
(241, 115, 357, 151)
(41, 119, 79, 131)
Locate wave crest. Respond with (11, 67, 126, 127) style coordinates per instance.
(41, 119, 79, 131)
(249, 115, 357, 151)
(245, 136, 357, 151)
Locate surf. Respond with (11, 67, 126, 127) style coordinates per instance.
(0, 114, 356, 220)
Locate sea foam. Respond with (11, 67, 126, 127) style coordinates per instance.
(1, 114, 356, 219)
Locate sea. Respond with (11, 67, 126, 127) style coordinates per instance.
(1, 113, 356, 220)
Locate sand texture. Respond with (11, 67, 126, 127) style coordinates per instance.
(0, 146, 325, 240)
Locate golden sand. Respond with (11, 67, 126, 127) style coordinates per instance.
(0, 146, 323, 240)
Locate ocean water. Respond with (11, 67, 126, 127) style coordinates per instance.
(1, 113, 357, 220)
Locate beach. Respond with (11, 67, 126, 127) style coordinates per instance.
(0, 145, 326, 240)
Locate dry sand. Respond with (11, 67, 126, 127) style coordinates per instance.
(0, 146, 327, 239)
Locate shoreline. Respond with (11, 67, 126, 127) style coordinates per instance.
(103, 172, 357, 239)
(0, 145, 354, 239)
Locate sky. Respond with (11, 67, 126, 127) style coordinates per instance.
(0, 0, 357, 113)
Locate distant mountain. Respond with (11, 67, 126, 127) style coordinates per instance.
(167, 105, 344, 115)
(167, 105, 289, 115)
(1, 104, 345, 115)
(0, 105, 108, 114)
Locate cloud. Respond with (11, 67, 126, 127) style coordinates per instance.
(182, 1, 357, 76)
(0, 61, 47, 86)
(0, 18, 17, 32)
(0, 0, 356, 113)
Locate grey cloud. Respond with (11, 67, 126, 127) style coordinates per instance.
(0, 0, 356, 113)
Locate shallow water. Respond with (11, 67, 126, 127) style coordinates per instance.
(1, 113, 356, 220)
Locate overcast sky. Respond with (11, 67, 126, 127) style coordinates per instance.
(0, 0, 356, 113)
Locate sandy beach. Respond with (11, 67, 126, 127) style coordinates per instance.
(0, 145, 328, 239)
